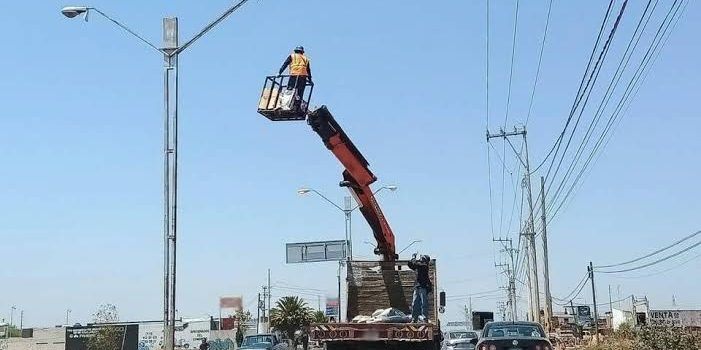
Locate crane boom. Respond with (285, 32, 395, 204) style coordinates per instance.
(307, 106, 398, 261)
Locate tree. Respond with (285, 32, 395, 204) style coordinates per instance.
(235, 310, 253, 325)
(87, 304, 123, 350)
(93, 304, 120, 323)
(234, 309, 252, 347)
(236, 324, 245, 347)
(311, 310, 328, 323)
(269, 296, 313, 345)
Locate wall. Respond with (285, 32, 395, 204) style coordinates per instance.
(137, 319, 212, 350)
(2, 327, 65, 350)
(208, 330, 236, 350)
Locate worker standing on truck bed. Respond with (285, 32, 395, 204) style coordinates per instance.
(409, 253, 432, 322)
(278, 46, 312, 103)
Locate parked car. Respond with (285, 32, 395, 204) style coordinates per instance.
(442, 330, 479, 349)
(472, 321, 553, 350)
(239, 333, 287, 350)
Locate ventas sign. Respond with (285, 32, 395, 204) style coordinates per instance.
(649, 310, 701, 328)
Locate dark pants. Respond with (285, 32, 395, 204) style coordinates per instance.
(287, 75, 307, 100)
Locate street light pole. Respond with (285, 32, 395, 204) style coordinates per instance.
(162, 18, 179, 350)
(344, 196, 352, 259)
(62, 2, 253, 349)
(298, 185, 398, 260)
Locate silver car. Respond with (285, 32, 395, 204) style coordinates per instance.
(442, 330, 479, 350)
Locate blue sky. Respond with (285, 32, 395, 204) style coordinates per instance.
(1, 0, 699, 327)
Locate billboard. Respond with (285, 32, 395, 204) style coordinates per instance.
(137, 319, 212, 350)
(325, 298, 339, 317)
(649, 310, 701, 328)
(286, 240, 347, 263)
(220, 296, 243, 311)
(576, 306, 593, 326)
(65, 324, 139, 350)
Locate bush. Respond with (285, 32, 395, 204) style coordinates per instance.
(584, 325, 701, 350)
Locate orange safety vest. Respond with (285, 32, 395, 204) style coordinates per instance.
(290, 53, 309, 76)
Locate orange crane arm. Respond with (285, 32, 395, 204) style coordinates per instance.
(307, 106, 398, 261)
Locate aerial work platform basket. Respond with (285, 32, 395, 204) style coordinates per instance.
(257, 75, 314, 121)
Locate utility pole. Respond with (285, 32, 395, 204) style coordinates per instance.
(19, 311, 23, 332)
(540, 177, 553, 332)
(588, 262, 600, 343)
(10, 306, 15, 334)
(524, 243, 534, 322)
(261, 286, 268, 332)
(570, 300, 576, 324)
(494, 237, 517, 321)
(256, 293, 261, 334)
(66, 309, 71, 326)
(469, 297, 473, 330)
(487, 126, 540, 323)
(464, 305, 471, 330)
(631, 295, 637, 327)
(267, 268, 271, 330)
(609, 285, 614, 315)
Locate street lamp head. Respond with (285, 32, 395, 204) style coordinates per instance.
(386, 185, 398, 191)
(61, 6, 89, 19)
(297, 188, 311, 195)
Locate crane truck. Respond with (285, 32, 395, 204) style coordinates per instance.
(258, 75, 445, 350)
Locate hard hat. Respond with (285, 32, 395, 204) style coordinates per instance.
(294, 46, 305, 53)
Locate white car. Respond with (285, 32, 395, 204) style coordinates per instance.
(442, 330, 479, 350)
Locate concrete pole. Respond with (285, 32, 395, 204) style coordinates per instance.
(522, 131, 541, 324)
(540, 176, 553, 331)
(589, 262, 599, 343)
(256, 293, 261, 334)
(267, 269, 271, 332)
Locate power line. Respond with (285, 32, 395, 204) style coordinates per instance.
(531, 0, 617, 176)
(487, 144, 496, 239)
(555, 272, 590, 302)
(485, 0, 490, 129)
(544, 0, 629, 202)
(597, 239, 701, 274)
(546, 0, 688, 223)
(545, 0, 680, 221)
(525, 0, 554, 126)
(447, 289, 504, 300)
(613, 251, 701, 279)
(596, 230, 701, 268)
(545, 0, 653, 217)
(503, 0, 521, 128)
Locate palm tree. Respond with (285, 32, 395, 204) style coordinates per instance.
(311, 310, 328, 323)
(270, 296, 313, 345)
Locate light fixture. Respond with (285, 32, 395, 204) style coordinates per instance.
(61, 6, 89, 19)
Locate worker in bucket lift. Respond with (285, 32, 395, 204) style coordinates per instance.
(409, 253, 432, 323)
(278, 46, 312, 106)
